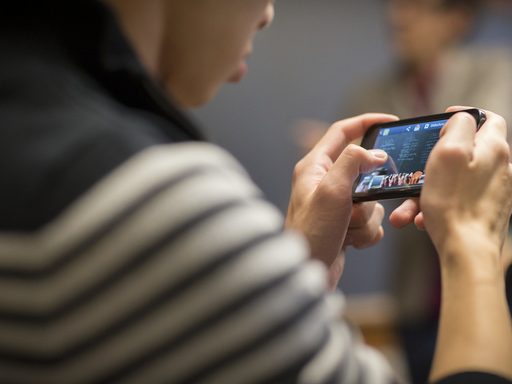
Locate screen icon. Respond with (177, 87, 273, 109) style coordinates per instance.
(414, 124, 420, 132)
(383, 129, 390, 136)
(424, 123, 430, 129)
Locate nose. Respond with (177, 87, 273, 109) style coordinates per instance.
(258, 2, 275, 31)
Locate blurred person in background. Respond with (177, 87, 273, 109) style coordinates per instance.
(345, 0, 512, 382)
(0, 1, 511, 384)
(294, 0, 512, 153)
(347, 0, 512, 120)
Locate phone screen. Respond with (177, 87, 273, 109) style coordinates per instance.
(352, 109, 485, 202)
(353, 118, 449, 200)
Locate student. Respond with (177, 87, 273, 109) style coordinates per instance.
(0, 1, 510, 383)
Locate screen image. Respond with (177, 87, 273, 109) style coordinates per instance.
(354, 119, 448, 194)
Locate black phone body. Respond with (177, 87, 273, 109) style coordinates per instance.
(352, 108, 486, 202)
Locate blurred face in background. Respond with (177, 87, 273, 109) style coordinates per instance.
(160, 0, 275, 107)
(386, 0, 475, 69)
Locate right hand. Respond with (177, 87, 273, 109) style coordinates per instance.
(391, 108, 512, 268)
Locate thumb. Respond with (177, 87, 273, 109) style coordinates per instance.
(323, 144, 388, 190)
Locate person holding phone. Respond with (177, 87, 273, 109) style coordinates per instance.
(0, 1, 510, 383)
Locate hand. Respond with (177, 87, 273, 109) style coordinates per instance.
(390, 107, 512, 381)
(286, 113, 398, 289)
(391, 107, 512, 267)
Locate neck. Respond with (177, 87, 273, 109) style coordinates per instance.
(104, 0, 164, 78)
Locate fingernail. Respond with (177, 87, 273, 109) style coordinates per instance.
(370, 149, 387, 159)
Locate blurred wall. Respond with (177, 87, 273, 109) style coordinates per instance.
(192, 0, 512, 295)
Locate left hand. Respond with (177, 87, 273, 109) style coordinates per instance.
(285, 113, 398, 289)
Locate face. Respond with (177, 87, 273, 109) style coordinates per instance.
(159, 0, 275, 107)
(386, 0, 473, 68)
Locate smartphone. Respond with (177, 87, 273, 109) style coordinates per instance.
(352, 108, 486, 202)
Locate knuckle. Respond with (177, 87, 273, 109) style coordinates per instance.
(328, 120, 347, 137)
(315, 181, 340, 202)
(486, 113, 507, 133)
(435, 142, 470, 161)
(343, 143, 365, 159)
(495, 140, 510, 162)
(375, 202, 385, 217)
(494, 114, 507, 130)
(484, 135, 510, 162)
(292, 158, 307, 180)
(459, 112, 477, 126)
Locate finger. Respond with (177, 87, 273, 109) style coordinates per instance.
(349, 201, 378, 229)
(389, 198, 420, 228)
(474, 109, 507, 138)
(345, 204, 385, 248)
(450, 110, 510, 170)
(350, 203, 385, 234)
(414, 212, 426, 231)
(445, 105, 475, 113)
(313, 113, 398, 161)
(347, 225, 384, 249)
(473, 115, 510, 171)
(319, 145, 389, 192)
(445, 106, 507, 138)
(435, 112, 477, 164)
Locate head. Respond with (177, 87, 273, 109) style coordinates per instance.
(105, 0, 275, 108)
(386, 0, 482, 69)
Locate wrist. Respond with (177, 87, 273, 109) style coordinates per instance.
(435, 223, 503, 283)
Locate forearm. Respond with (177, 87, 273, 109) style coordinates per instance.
(431, 231, 512, 381)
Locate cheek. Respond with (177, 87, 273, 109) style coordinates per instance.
(158, 4, 264, 106)
(160, 40, 244, 106)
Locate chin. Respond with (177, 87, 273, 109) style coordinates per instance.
(189, 88, 221, 108)
(166, 83, 220, 109)
(187, 95, 216, 108)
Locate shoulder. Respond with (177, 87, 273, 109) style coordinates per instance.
(442, 45, 512, 76)
(0, 142, 325, 384)
(0, 51, 182, 230)
(0, 141, 320, 382)
(0, 142, 397, 383)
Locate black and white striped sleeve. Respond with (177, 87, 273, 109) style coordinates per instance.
(0, 143, 397, 384)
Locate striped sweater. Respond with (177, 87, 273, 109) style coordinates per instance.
(0, 143, 395, 383)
